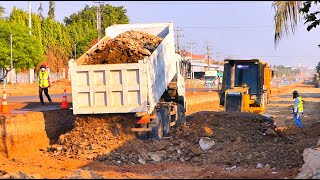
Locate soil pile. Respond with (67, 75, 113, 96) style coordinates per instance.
(45, 111, 320, 170)
(84, 30, 163, 65)
(45, 114, 137, 160)
(96, 112, 319, 170)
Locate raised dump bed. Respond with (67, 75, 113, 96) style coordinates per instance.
(70, 22, 183, 115)
(70, 22, 186, 140)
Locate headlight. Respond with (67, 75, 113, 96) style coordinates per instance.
(251, 95, 257, 100)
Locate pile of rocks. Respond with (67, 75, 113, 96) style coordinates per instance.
(0, 170, 41, 179)
(84, 30, 163, 65)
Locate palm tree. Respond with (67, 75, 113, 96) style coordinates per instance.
(272, 1, 303, 47)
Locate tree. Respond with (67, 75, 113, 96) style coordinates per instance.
(316, 61, 320, 74)
(38, 3, 44, 21)
(48, 1, 55, 20)
(273, 1, 320, 47)
(41, 18, 72, 72)
(63, 4, 129, 57)
(272, 1, 303, 46)
(64, 4, 129, 30)
(0, 20, 44, 78)
(9, 6, 72, 73)
(10, 7, 44, 59)
(300, 1, 320, 33)
(0, 6, 4, 17)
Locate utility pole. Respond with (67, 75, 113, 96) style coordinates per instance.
(28, 1, 34, 83)
(174, 27, 183, 53)
(204, 41, 213, 71)
(94, 1, 104, 41)
(216, 51, 222, 62)
(10, 34, 12, 69)
(74, 43, 77, 60)
(187, 42, 195, 79)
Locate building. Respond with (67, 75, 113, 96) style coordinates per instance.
(180, 50, 224, 79)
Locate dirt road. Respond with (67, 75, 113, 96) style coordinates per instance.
(0, 81, 319, 179)
(266, 82, 320, 128)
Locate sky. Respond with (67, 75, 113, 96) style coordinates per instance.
(1, 1, 320, 67)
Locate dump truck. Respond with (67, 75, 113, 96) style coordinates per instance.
(69, 22, 186, 140)
(204, 70, 218, 88)
(219, 59, 273, 114)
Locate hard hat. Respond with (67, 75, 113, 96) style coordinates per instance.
(40, 62, 47, 68)
(292, 90, 298, 94)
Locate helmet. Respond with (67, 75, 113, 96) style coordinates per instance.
(292, 90, 298, 94)
(40, 62, 47, 69)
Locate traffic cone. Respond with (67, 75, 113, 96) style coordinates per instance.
(1, 90, 9, 114)
(60, 89, 69, 109)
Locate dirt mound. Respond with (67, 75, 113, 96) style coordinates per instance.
(45, 111, 320, 170)
(45, 114, 137, 160)
(84, 30, 163, 65)
(96, 112, 319, 170)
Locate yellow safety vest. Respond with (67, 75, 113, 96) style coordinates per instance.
(298, 96, 304, 112)
(39, 71, 49, 87)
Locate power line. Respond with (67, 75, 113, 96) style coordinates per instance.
(93, 1, 105, 41)
(174, 27, 184, 53)
(204, 41, 213, 70)
(180, 26, 273, 29)
(187, 42, 196, 79)
(113, 1, 268, 5)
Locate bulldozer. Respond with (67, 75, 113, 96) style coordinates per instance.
(219, 59, 274, 114)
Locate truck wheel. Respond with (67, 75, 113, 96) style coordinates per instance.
(174, 104, 186, 128)
(159, 108, 170, 137)
(148, 112, 163, 140)
(137, 132, 148, 140)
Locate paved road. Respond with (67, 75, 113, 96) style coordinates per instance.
(1, 93, 72, 114)
(6, 94, 72, 102)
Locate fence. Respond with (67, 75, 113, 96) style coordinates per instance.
(5, 68, 65, 84)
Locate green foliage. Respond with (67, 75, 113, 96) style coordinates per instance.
(273, 65, 300, 77)
(48, 1, 55, 20)
(64, 4, 129, 30)
(1, 3, 129, 74)
(300, 1, 320, 30)
(63, 3, 129, 57)
(0, 20, 44, 77)
(9, 6, 72, 72)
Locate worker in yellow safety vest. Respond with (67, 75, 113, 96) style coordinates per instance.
(292, 90, 303, 128)
(39, 63, 52, 105)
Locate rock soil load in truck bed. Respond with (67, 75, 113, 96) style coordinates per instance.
(45, 111, 320, 171)
(83, 30, 163, 65)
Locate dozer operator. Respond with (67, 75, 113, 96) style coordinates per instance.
(219, 59, 274, 114)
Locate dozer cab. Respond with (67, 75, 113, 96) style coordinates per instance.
(219, 59, 274, 114)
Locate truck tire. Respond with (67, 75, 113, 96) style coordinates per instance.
(159, 108, 170, 137)
(148, 112, 163, 140)
(174, 104, 186, 129)
(135, 124, 148, 140)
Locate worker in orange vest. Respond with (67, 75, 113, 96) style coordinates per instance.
(39, 63, 52, 105)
